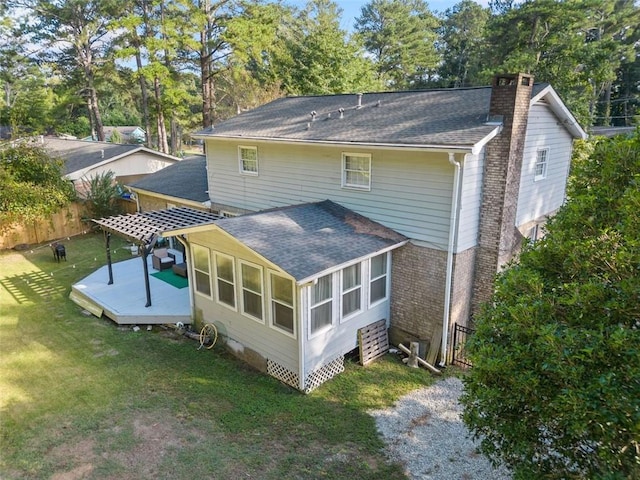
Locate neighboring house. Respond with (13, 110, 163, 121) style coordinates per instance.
(187, 73, 585, 371)
(82, 126, 147, 144)
(127, 155, 210, 211)
(41, 137, 181, 196)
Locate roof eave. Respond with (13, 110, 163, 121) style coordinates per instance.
(295, 239, 409, 285)
(192, 134, 477, 153)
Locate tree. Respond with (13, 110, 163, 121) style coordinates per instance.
(82, 170, 122, 219)
(0, 12, 55, 136)
(480, 0, 640, 127)
(0, 144, 76, 224)
(355, 0, 439, 89)
(437, 0, 490, 87)
(13, 0, 122, 141)
(274, 0, 379, 95)
(461, 130, 640, 479)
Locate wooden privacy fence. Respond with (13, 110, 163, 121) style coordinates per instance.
(0, 202, 88, 250)
(1, 199, 139, 250)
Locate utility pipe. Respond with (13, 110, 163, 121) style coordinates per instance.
(441, 153, 464, 366)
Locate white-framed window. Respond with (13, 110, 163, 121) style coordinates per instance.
(214, 252, 236, 309)
(192, 244, 212, 298)
(342, 153, 371, 190)
(240, 261, 263, 321)
(310, 273, 333, 335)
(534, 148, 548, 181)
(239, 146, 258, 175)
(369, 252, 388, 305)
(269, 272, 295, 337)
(341, 262, 362, 320)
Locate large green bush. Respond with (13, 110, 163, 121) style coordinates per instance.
(461, 130, 640, 479)
(0, 143, 76, 224)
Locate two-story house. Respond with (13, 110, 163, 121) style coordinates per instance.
(90, 74, 586, 392)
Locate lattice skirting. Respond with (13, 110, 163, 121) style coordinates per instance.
(304, 356, 345, 393)
(267, 356, 345, 393)
(267, 360, 299, 390)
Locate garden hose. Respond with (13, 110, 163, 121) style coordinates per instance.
(199, 323, 218, 350)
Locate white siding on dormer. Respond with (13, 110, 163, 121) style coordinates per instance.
(456, 152, 484, 252)
(516, 104, 574, 226)
(206, 140, 455, 249)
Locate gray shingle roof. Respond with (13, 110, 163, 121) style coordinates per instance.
(128, 155, 208, 203)
(215, 200, 407, 281)
(42, 137, 141, 175)
(196, 84, 552, 148)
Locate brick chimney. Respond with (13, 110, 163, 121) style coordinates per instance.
(472, 73, 534, 315)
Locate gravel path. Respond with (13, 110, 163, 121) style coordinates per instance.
(370, 376, 512, 480)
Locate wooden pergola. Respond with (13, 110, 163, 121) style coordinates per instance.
(93, 207, 222, 307)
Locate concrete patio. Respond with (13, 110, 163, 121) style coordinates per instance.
(70, 255, 192, 325)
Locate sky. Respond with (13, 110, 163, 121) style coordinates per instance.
(287, 0, 491, 31)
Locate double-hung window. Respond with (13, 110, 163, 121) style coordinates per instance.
(310, 274, 333, 335)
(192, 244, 211, 297)
(369, 253, 388, 305)
(239, 146, 258, 175)
(215, 253, 236, 309)
(342, 153, 371, 190)
(534, 148, 548, 181)
(341, 263, 362, 319)
(270, 273, 295, 335)
(240, 261, 263, 321)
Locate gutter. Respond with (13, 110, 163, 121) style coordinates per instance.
(441, 152, 464, 366)
(190, 134, 478, 155)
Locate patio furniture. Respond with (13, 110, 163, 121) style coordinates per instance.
(152, 248, 175, 270)
(172, 262, 188, 278)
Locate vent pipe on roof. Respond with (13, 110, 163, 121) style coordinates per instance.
(310, 110, 317, 121)
(339, 108, 344, 119)
(356, 93, 363, 108)
(101, 149, 104, 159)
(376, 100, 381, 107)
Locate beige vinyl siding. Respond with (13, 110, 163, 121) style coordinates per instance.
(80, 152, 175, 180)
(516, 104, 574, 226)
(456, 152, 484, 252)
(207, 140, 454, 249)
(188, 229, 299, 372)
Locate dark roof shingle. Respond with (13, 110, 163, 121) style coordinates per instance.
(128, 155, 208, 203)
(215, 200, 406, 281)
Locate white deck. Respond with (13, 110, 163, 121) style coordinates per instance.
(70, 256, 191, 325)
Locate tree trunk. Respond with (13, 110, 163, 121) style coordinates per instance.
(154, 77, 169, 153)
(200, 29, 213, 128)
(133, 35, 152, 148)
(89, 85, 105, 142)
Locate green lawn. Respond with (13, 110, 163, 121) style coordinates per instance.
(1, 232, 435, 479)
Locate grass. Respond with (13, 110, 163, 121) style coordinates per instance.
(1, 232, 438, 479)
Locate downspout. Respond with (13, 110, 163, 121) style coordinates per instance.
(441, 152, 464, 367)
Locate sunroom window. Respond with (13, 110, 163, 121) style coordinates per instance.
(192, 244, 211, 297)
(310, 274, 333, 334)
(215, 253, 236, 309)
(369, 253, 388, 305)
(341, 263, 362, 318)
(240, 262, 263, 321)
(270, 273, 294, 335)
